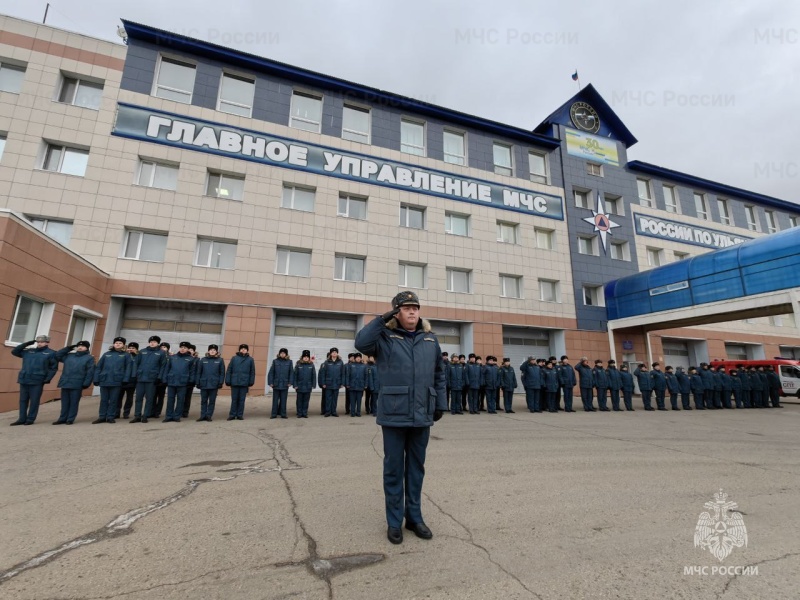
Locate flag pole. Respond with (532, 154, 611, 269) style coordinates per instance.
(575, 68, 581, 91)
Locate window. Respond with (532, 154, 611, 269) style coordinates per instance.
(745, 205, 759, 231)
(445, 212, 470, 236)
(398, 263, 426, 288)
(497, 221, 519, 244)
(529, 151, 548, 184)
(534, 227, 554, 250)
(153, 56, 195, 103)
(790, 216, 798, 228)
(289, 91, 322, 132)
(646, 247, 664, 267)
(577, 236, 598, 256)
(121, 230, 168, 262)
(136, 159, 178, 191)
(443, 130, 466, 165)
(58, 75, 103, 110)
(342, 105, 370, 143)
(574, 189, 590, 209)
(765, 210, 778, 233)
(717, 199, 732, 226)
(586, 162, 602, 176)
(694, 193, 709, 220)
(539, 279, 559, 303)
(401, 120, 425, 156)
(674, 251, 689, 261)
(195, 239, 237, 269)
(637, 179, 653, 207)
(604, 194, 623, 216)
(334, 255, 365, 282)
(609, 241, 630, 261)
(400, 204, 425, 229)
(206, 172, 244, 200)
(7, 296, 45, 343)
(582, 285, 605, 307)
(492, 143, 512, 176)
(42, 143, 89, 176)
(500, 275, 522, 298)
(67, 312, 97, 346)
(218, 73, 255, 117)
(27, 217, 72, 246)
(338, 194, 367, 220)
(0, 134, 5, 161)
(275, 247, 311, 277)
(281, 185, 315, 212)
(0, 61, 25, 93)
(663, 185, 679, 213)
(446, 268, 471, 293)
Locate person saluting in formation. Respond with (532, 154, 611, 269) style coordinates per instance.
(355, 291, 447, 545)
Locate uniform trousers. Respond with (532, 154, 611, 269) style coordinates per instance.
(382, 425, 429, 528)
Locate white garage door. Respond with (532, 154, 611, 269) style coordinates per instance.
(662, 339, 690, 371)
(273, 313, 357, 389)
(428, 320, 462, 358)
(119, 300, 224, 352)
(502, 327, 552, 390)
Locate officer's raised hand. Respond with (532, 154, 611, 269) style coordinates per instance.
(382, 307, 399, 322)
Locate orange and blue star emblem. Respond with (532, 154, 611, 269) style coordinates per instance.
(582, 197, 620, 252)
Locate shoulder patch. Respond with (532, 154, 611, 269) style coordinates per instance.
(389, 335, 404, 339)
(423, 337, 435, 342)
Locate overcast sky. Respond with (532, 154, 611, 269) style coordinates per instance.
(8, 0, 800, 203)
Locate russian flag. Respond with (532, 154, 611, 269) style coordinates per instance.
(571, 70, 579, 81)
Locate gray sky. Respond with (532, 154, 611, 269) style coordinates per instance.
(8, 0, 800, 203)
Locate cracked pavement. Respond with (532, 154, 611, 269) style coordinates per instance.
(1, 394, 799, 599)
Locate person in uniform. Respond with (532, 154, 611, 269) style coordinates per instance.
(441, 352, 451, 411)
(664, 366, 680, 411)
(459, 355, 468, 411)
(520, 356, 542, 413)
(465, 353, 482, 414)
(268, 347, 294, 419)
(651, 362, 667, 411)
(766, 366, 783, 408)
(320, 348, 344, 417)
(575, 357, 594, 412)
(366, 355, 380, 416)
(719, 366, 733, 409)
(448, 355, 465, 415)
(558, 356, 576, 412)
(344, 353, 355, 415)
(226, 343, 255, 420)
(160, 341, 196, 422)
(542, 360, 559, 413)
(151, 342, 171, 419)
(53, 341, 95, 424)
(355, 290, 446, 545)
(689, 367, 705, 410)
(293, 350, 316, 418)
(675, 366, 692, 410)
(482, 356, 500, 414)
(364, 355, 376, 415)
(730, 368, 743, 408)
(119, 342, 139, 419)
(10, 335, 58, 426)
(634, 363, 654, 411)
(132, 336, 168, 423)
(698, 363, 716, 410)
(93, 337, 132, 423)
(182, 344, 198, 419)
(592, 359, 610, 411)
(347, 352, 367, 417)
(196, 344, 225, 421)
(619, 363, 635, 411)
(606, 359, 622, 411)
(498, 357, 517, 413)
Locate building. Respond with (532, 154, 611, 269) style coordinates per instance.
(0, 14, 798, 412)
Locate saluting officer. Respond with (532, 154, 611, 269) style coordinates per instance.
(10, 335, 58, 426)
(355, 291, 446, 545)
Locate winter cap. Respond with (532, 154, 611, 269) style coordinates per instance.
(329, 347, 339, 353)
(161, 342, 171, 350)
(208, 344, 219, 351)
(127, 342, 139, 349)
(179, 341, 191, 348)
(469, 353, 476, 359)
(113, 336, 126, 344)
(76, 340, 91, 349)
(502, 357, 510, 363)
(301, 349, 311, 358)
(239, 343, 249, 351)
(391, 290, 420, 309)
(35, 335, 50, 342)
(279, 347, 288, 355)
(148, 335, 162, 343)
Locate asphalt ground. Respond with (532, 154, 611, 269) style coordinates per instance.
(0, 393, 798, 600)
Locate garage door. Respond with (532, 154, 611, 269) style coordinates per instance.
(662, 339, 690, 371)
(502, 327, 552, 389)
(428, 320, 462, 358)
(119, 300, 224, 352)
(273, 313, 357, 389)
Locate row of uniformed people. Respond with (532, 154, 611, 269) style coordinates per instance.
(8, 335, 256, 426)
(269, 348, 381, 418)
